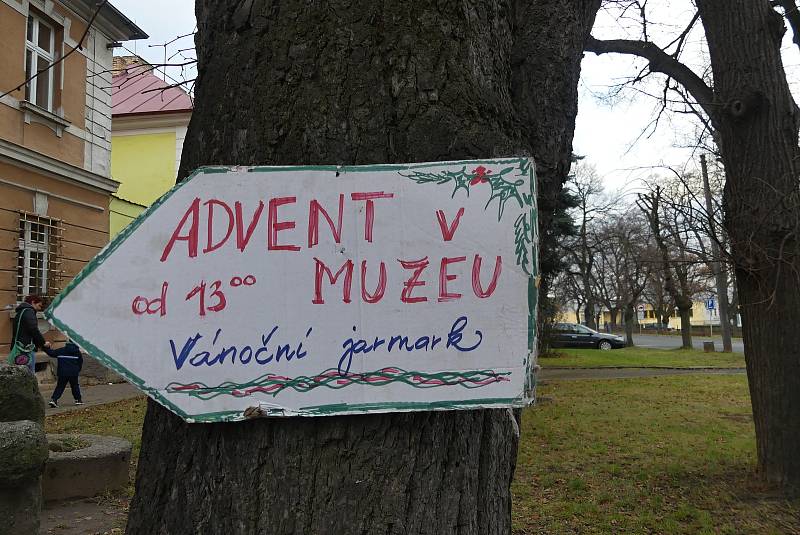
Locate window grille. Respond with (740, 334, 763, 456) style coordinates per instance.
(17, 213, 63, 301)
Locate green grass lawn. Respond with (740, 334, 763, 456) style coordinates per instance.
(539, 346, 746, 368)
(514, 376, 798, 534)
(45, 375, 799, 533)
(46, 397, 146, 459)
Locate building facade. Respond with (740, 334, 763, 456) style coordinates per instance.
(0, 0, 145, 361)
(558, 299, 737, 331)
(110, 56, 192, 236)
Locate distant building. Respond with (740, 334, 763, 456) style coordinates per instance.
(0, 0, 146, 360)
(110, 55, 192, 236)
(557, 299, 736, 331)
(604, 303, 696, 329)
(600, 299, 737, 330)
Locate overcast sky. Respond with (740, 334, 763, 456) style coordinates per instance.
(111, 1, 800, 193)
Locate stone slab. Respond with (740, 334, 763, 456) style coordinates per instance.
(43, 434, 132, 502)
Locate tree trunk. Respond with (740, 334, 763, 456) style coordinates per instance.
(131, 405, 520, 534)
(583, 300, 595, 329)
(126, 1, 602, 532)
(624, 303, 634, 346)
(678, 305, 692, 349)
(675, 292, 693, 349)
(697, 0, 800, 488)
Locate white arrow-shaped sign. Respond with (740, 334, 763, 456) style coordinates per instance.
(47, 159, 538, 422)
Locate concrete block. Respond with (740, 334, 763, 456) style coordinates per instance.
(0, 477, 42, 535)
(0, 420, 48, 484)
(43, 434, 132, 501)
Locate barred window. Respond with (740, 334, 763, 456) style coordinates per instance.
(17, 213, 62, 301)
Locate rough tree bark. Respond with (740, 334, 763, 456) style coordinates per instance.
(126, 1, 602, 533)
(696, 0, 800, 489)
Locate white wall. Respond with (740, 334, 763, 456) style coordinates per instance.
(82, 27, 113, 178)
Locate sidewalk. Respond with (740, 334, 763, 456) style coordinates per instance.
(40, 381, 143, 416)
(540, 367, 746, 381)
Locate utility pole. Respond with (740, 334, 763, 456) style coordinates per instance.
(700, 154, 733, 352)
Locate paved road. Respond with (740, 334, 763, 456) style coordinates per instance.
(631, 333, 744, 353)
(540, 367, 745, 381)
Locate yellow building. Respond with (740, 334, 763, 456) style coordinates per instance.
(110, 56, 192, 235)
(601, 300, 721, 329)
(557, 299, 724, 330)
(625, 303, 694, 329)
(0, 0, 145, 372)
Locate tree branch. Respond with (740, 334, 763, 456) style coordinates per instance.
(585, 36, 716, 118)
(664, 11, 701, 59)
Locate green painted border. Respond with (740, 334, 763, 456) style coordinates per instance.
(518, 158, 538, 400)
(45, 158, 538, 423)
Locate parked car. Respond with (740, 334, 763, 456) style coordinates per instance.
(550, 323, 626, 350)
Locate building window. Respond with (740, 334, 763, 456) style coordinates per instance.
(17, 213, 63, 301)
(25, 13, 56, 111)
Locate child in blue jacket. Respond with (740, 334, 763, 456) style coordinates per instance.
(45, 340, 83, 407)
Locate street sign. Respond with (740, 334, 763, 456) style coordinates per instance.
(706, 298, 716, 310)
(46, 159, 538, 422)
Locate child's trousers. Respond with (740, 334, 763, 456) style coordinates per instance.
(52, 376, 81, 402)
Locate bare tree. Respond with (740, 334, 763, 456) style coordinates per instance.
(550, 268, 584, 324)
(596, 211, 650, 345)
(639, 161, 735, 343)
(564, 161, 616, 328)
(637, 184, 696, 348)
(593, 235, 625, 330)
(642, 266, 676, 328)
(587, 1, 800, 488)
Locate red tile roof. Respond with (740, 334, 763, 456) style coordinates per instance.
(112, 63, 193, 116)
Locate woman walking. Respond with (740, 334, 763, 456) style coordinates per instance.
(12, 295, 50, 374)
